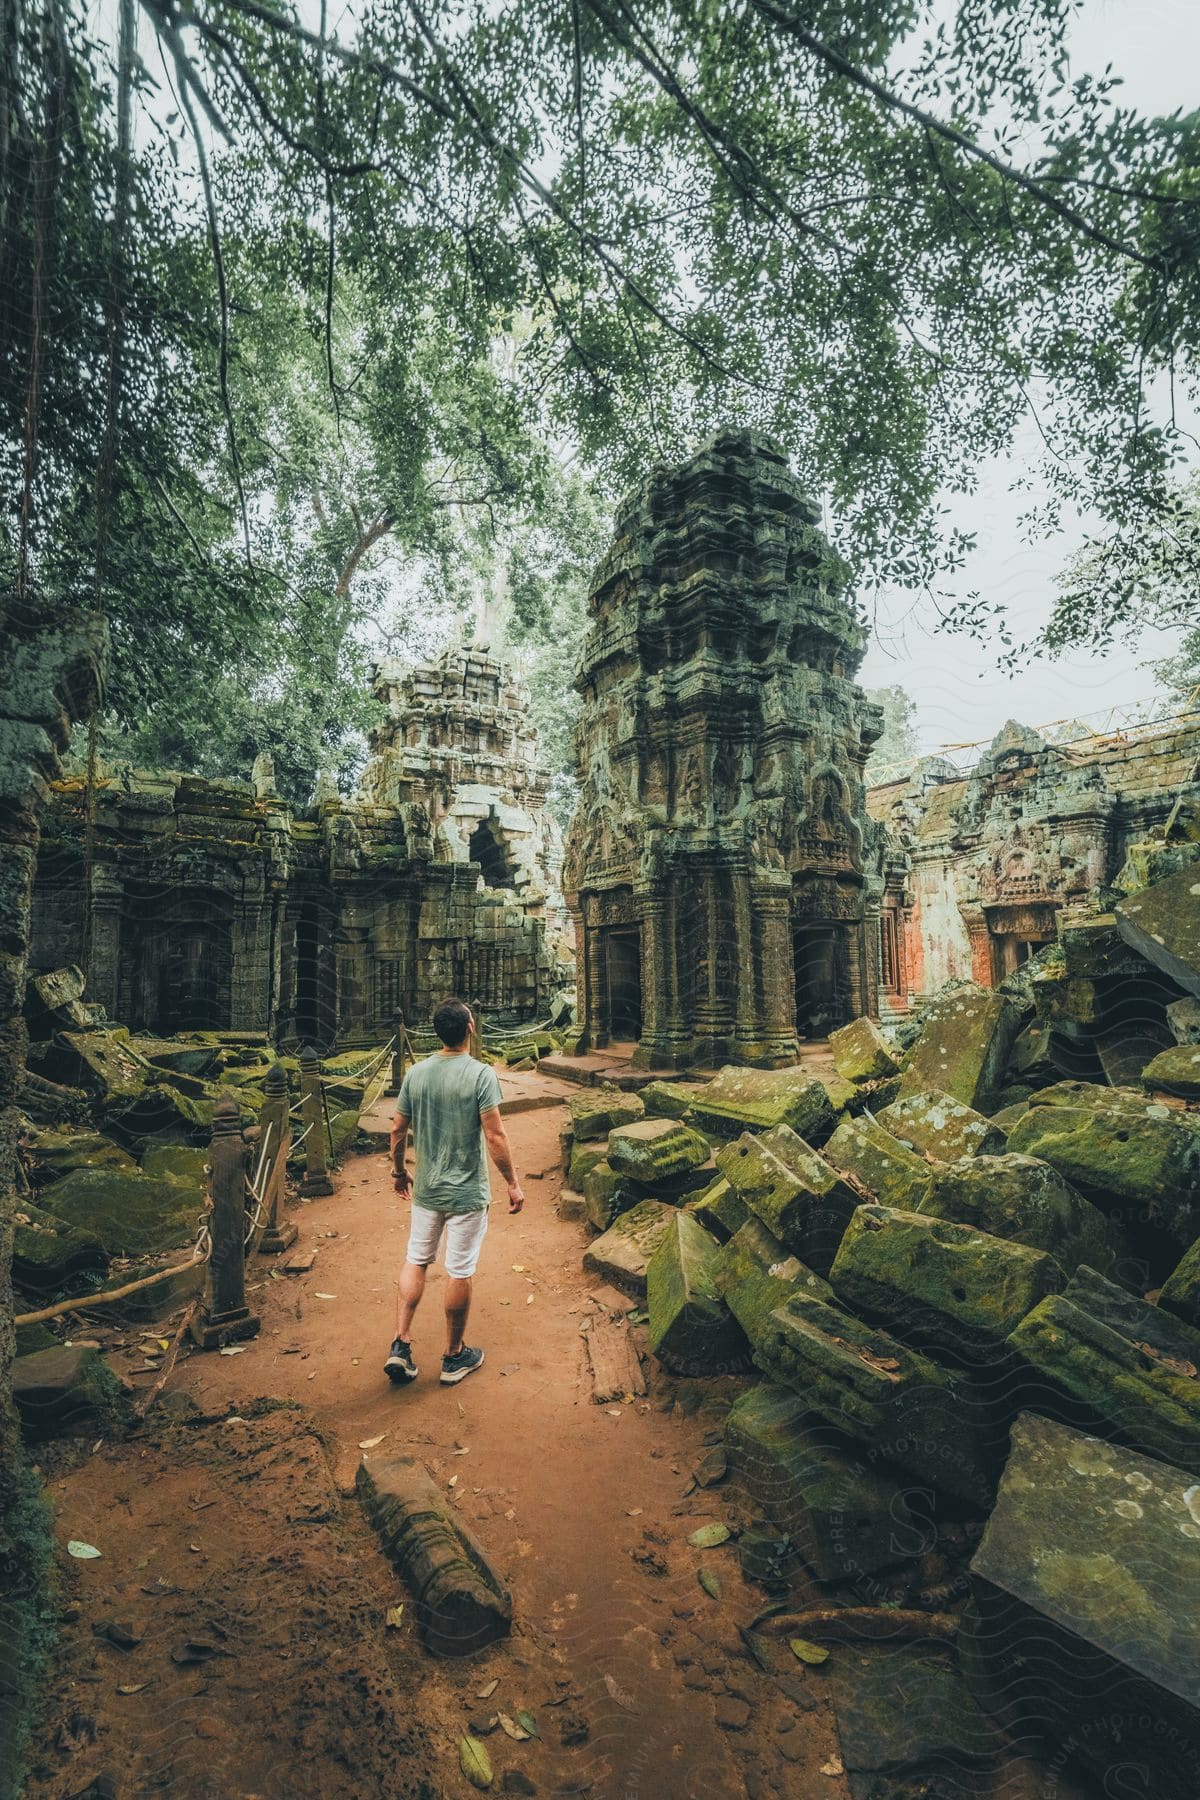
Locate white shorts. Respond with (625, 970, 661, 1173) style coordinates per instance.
(405, 1204, 489, 1279)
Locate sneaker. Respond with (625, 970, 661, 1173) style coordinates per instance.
(440, 1344, 485, 1385)
(384, 1337, 418, 1384)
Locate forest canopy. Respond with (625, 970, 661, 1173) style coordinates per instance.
(4, 0, 1200, 796)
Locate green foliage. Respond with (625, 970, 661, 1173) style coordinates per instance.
(864, 685, 920, 782)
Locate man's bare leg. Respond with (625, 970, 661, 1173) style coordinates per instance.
(444, 1276, 472, 1356)
(395, 1261, 427, 1339)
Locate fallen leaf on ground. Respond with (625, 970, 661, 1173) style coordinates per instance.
(218, 1345, 247, 1357)
(821, 1756, 844, 1777)
(512, 1264, 526, 1272)
(67, 1541, 101, 1559)
(475, 1679, 499, 1699)
(448, 1475, 458, 1488)
(789, 1637, 829, 1665)
(458, 1735, 493, 1790)
(626, 1507, 643, 1517)
(603, 1672, 637, 1712)
(515, 1710, 539, 1737)
(525, 1293, 535, 1304)
(170, 1639, 229, 1664)
(688, 1523, 730, 1548)
(606, 1407, 623, 1418)
(116, 1683, 151, 1695)
(385, 1605, 404, 1629)
(314, 1293, 337, 1300)
(698, 1569, 721, 1599)
(359, 1433, 388, 1450)
(498, 1713, 530, 1741)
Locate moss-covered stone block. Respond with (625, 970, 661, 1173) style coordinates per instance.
(824, 1113, 933, 1214)
(828, 1017, 900, 1084)
(966, 1411, 1200, 1799)
(646, 1211, 748, 1375)
(1058, 911, 1127, 978)
(104, 1080, 214, 1144)
(723, 1384, 918, 1582)
(49, 1027, 146, 1100)
(1141, 1045, 1200, 1099)
(1116, 865, 1200, 997)
(830, 1202, 1063, 1363)
(1159, 1234, 1200, 1331)
(568, 1084, 646, 1142)
(43, 1166, 204, 1257)
(1008, 1265, 1200, 1475)
(582, 1159, 641, 1232)
(716, 1125, 859, 1275)
(141, 1143, 210, 1184)
(685, 1064, 834, 1142)
(12, 1201, 109, 1290)
(682, 1175, 749, 1242)
(921, 1153, 1122, 1277)
(1168, 997, 1200, 1045)
(1007, 1090, 1200, 1247)
(639, 1080, 697, 1120)
(989, 1100, 1031, 1139)
(898, 983, 1023, 1111)
(711, 1217, 829, 1352)
(582, 1199, 674, 1299)
(14, 1346, 129, 1441)
(23, 1128, 137, 1180)
(877, 1089, 1004, 1163)
(568, 1140, 608, 1191)
(755, 1288, 999, 1506)
(608, 1117, 711, 1182)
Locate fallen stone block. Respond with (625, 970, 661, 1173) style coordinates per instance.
(568, 1084, 645, 1142)
(1008, 1264, 1200, 1475)
(1007, 1087, 1200, 1248)
(582, 1199, 673, 1299)
(755, 1289, 999, 1506)
(608, 1117, 711, 1182)
(827, 1644, 996, 1783)
(965, 1410, 1200, 1799)
(639, 1080, 697, 1119)
(920, 1153, 1121, 1277)
(356, 1454, 512, 1656)
(1007, 1020, 1056, 1081)
(723, 1384, 919, 1581)
(717, 1125, 859, 1275)
(14, 1346, 129, 1441)
(13, 1201, 110, 1291)
(23, 1127, 138, 1180)
(712, 1217, 830, 1352)
(828, 1016, 900, 1083)
(1168, 996, 1200, 1045)
(104, 1080, 214, 1144)
(582, 1159, 641, 1233)
(876, 1089, 1004, 1163)
(646, 1212, 749, 1375)
(1159, 1235, 1200, 1331)
(567, 1140, 607, 1191)
(682, 1175, 749, 1242)
(141, 1143, 210, 1185)
(1058, 911, 1129, 979)
(684, 1064, 834, 1142)
(43, 1166, 203, 1257)
(1141, 1045, 1200, 1099)
(823, 1114, 933, 1214)
(898, 983, 1023, 1111)
(988, 1099, 1031, 1139)
(830, 1203, 1063, 1365)
(1116, 864, 1200, 997)
(33, 1027, 146, 1101)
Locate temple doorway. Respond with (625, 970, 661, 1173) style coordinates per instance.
(793, 921, 846, 1039)
(295, 894, 338, 1050)
(604, 927, 642, 1042)
(119, 890, 233, 1035)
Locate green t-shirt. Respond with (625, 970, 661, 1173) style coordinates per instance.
(395, 1053, 503, 1215)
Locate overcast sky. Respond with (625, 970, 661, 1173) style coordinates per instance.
(857, 0, 1198, 756)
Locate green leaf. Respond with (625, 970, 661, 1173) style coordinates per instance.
(688, 1522, 730, 1548)
(698, 1568, 721, 1599)
(67, 1540, 101, 1559)
(789, 1637, 829, 1665)
(515, 1709, 539, 1737)
(458, 1736, 493, 1789)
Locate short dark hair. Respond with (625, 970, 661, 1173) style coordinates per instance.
(433, 997, 472, 1047)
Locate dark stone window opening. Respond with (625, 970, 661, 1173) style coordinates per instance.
(470, 816, 519, 890)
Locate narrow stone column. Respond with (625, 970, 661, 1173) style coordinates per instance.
(391, 1008, 409, 1094)
(256, 1062, 296, 1253)
(192, 1091, 260, 1349)
(298, 1044, 335, 1198)
(87, 876, 122, 1018)
(743, 881, 799, 1065)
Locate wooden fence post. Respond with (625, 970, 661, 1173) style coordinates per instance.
(298, 1043, 335, 1198)
(192, 1090, 260, 1349)
(257, 1061, 296, 1253)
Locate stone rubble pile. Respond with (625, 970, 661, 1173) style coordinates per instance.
(563, 860, 1200, 1796)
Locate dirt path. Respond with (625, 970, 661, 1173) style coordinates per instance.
(25, 1088, 851, 1799)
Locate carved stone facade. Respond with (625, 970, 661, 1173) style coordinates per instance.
(564, 431, 884, 1068)
(30, 640, 566, 1047)
(868, 715, 1200, 1002)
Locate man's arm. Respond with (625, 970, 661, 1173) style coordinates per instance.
(481, 1107, 525, 1213)
(390, 1111, 412, 1196)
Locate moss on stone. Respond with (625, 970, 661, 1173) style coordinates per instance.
(877, 1089, 1004, 1163)
(581, 1198, 674, 1299)
(44, 1166, 203, 1257)
(608, 1117, 711, 1181)
(1141, 1045, 1200, 1099)
(141, 1143, 210, 1184)
(24, 1127, 137, 1179)
(685, 1064, 834, 1141)
(582, 1159, 641, 1232)
(568, 1084, 646, 1142)
(639, 1080, 697, 1120)
(712, 1217, 830, 1353)
(1159, 1234, 1200, 1330)
(898, 984, 1022, 1111)
(716, 1124, 859, 1275)
(824, 1113, 933, 1214)
(682, 1175, 749, 1242)
(921, 1153, 1121, 1277)
(568, 1140, 608, 1191)
(13, 1201, 109, 1289)
(828, 1017, 900, 1084)
(647, 1211, 748, 1374)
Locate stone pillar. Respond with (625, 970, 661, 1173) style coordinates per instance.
(960, 904, 995, 987)
(336, 922, 372, 1045)
(87, 871, 122, 1019)
(391, 1008, 409, 1093)
(256, 1062, 296, 1254)
(298, 1044, 335, 1198)
(229, 896, 270, 1032)
(741, 881, 798, 1066)
(632, 890, 679, 1069)
(192, 1091, 260, 1348)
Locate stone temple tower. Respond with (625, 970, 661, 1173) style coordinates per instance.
(563, 431, 883, 1067)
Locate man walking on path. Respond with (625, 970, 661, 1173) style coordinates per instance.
(387, 997, 525, 1386)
